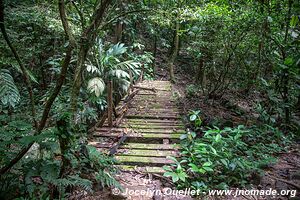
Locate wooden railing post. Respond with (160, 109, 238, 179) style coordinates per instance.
(137, 64, 145, 83)
(107, 80, 113, 127)
(128, 70, 133, 94)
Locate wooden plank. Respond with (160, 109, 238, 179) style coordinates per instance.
(93, 132, 182, 139)
(126, 105, 176, 109)
(125, 115, 181, 120)
(95, 127, 185, 134)
(105, 121, 183, 126)
(116, 149, 178, 157)
(127, 103, 177, 108)
(126, 110, 180, 114)
(88, 141, 114, 148)
(116, 155, 175, 164)
(118, 165, 165, 173)
(137, 92, 170, 95)
(118, 125, 184, 129)
(124, 118, 182, 123)
(90, 80, 182, 171)
(133, 95, 174, 99)
(89, 142, 181, 150)
(132, 99, 176, 103)
(122, 143, 180, 150)
(127, 108, 180, 112)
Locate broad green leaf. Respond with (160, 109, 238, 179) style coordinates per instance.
(87, 77, 105, 97)
(188, 163, 199, 172)
(190, 114, 197, 121)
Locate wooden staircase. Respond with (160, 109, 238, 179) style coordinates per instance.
(89, 80, 185, 173)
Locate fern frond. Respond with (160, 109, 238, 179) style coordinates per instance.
(96, 170, 121, 189)
(48, 175, 93, 192)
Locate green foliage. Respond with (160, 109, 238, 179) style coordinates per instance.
(86, 42, 142, 97)
(188, 110, 202, 128)
(164, 111, 291, 191)
(1, 0, 299, 199)
(163, 158, 188, 183)
(0, 134, 120, 199)
(185, 84, 199, 97)
(87, 77, 105, 97)
(0, 69, 20, 108)
(87, 146, 120, 188)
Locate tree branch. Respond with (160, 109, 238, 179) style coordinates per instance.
(0, 0, 37, 127)
(101, 9, 151, 29)
(0, 0, 75, 176)
(70, 0, 113, 114)
(71, 1, 85, 30)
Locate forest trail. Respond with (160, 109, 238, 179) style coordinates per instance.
(89, 80, 185, 173)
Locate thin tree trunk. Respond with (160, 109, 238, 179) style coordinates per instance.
(70, 0, 112, 115)
(115, 21, 123, 43)
(0, 0, 75, 175)
(152, 32, 157, 73)
(196, 58, 205, 86)
(0, 0, 37, 127)
(107, 80, 113, 127)
(168, 21, 180, 82)
(282, 0, 293, 126)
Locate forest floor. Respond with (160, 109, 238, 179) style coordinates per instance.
(77, 50, 300, 200)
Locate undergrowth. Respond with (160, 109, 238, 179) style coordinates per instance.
(163, 110, 294, 191)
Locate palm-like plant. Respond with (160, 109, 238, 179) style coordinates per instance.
(86, 41, 141, 97)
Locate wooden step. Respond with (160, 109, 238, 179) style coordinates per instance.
(126, 111, 180, 115)
(129, 104, 177, 108)
(128, 106, 178, 109)
(133, 96, 173, 99)
(116, 155, 175, 164)
(89, 142, 181, 150)
(118, 125, 184, 129)
(93, 132, 182, 139)
(116, 149, 178, 157)
(122, 143, 180, 150)
(123, 122, 184, 127)
(125, 115, 181, 120)
(137, 92, 170, 95)
(95, 127, 185, 134)
(118, 165, 166, 173)
(124, 118, 183, 124)
(90, 80, 181, 172)
(131, 100, 176, 104)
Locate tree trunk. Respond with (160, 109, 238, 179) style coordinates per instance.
(196, 58, 205, 87)
(69, 0, 112, 115)
(168, 21, 180, 82)
(107, 80, 113, 127)
(115, 20, 123, 43)
(0, 0, 75, 175)
(152, 32, 157, 73)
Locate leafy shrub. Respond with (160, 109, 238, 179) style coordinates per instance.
(185, 84, 200, 97)
(164, 110, 290, 191)
(0, 119, 120, 199)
